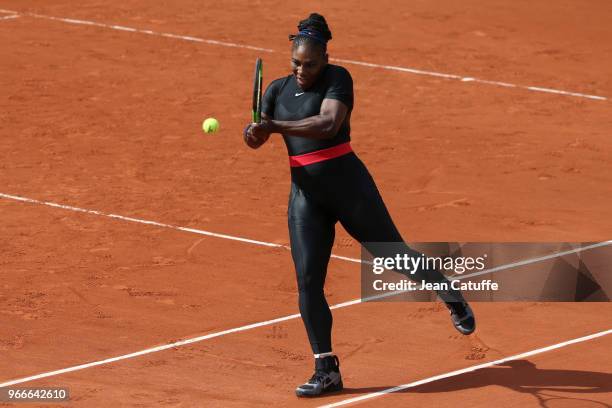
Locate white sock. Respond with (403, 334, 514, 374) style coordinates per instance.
(314, 351, 334, 359)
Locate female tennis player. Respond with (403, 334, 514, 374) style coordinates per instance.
(244, 13, 475, 397)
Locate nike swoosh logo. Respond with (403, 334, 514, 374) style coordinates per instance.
(323, 372, 339, 388)
(295, 92, 305, 96)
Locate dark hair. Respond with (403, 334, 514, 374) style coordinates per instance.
(288, 13, 332, 53)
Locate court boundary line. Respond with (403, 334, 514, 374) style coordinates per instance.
(0, 12, 18, 21)
(0, 192, 361, 264)
(318, 328, 612, 408)
(0, 8, 273, 52)
(0, 8, 606, 101)
(3, 192, 611, 268)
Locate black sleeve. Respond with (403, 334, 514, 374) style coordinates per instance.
(261, 78, 283, 118)
(323, 66, 353, 109)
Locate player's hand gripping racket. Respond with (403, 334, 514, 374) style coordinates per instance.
(252, 58, 263, 123)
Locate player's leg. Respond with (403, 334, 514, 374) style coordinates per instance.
(288, 183, 343, 396)
(332, 156, 475, 334)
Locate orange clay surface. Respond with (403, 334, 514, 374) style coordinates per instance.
(1, 1, 611, 407)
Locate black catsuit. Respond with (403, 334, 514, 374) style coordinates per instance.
(262, 64, 461, 354)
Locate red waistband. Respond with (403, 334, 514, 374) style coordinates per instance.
(289, 142, 353, 167)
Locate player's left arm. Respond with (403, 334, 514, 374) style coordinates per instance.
(251, 99, 348, 140)
(251, 67, 352, 141)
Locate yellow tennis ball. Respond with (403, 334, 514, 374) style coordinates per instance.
(202, 117, 220, 133)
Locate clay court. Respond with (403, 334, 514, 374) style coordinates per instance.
(1, 1, 611, 406)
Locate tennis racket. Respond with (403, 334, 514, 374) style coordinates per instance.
(252, 58, 263, 123)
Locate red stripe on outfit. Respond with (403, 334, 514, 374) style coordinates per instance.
(289, 142, 353, 167)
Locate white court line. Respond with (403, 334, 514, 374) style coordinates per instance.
(0, 192, 361, 264)
(0, 311, 295, 388)
(4, 192, 610, 268)
(0, 8, 607, 101)
(453, 241, 612, 281)
(318, 329, 612, 408)
(331, 57, 606, 101)
(0, 14, 18, 20)
(0, 9, 273, 52)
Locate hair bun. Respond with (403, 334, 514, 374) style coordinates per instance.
(297, 13, 332, 42)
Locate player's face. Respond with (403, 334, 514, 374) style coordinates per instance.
(291, 44, 328, 90)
